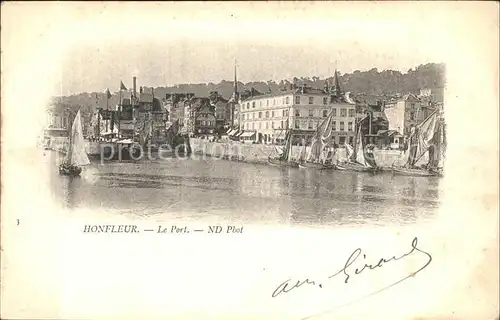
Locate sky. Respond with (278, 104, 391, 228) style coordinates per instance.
(2, 2, 461, 96)
(1, 2, 498, 152)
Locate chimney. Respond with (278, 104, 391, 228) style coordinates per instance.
(133, 76, 137, 99)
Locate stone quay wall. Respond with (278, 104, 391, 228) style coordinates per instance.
(190, 138, 404, 167)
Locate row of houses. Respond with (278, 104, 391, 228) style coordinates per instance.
(46, 72, 444, 149)
(164, 67, 443, 149)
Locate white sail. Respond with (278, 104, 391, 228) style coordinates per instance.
(345, 143, 354, 160)
(299, 144, 307, 161)
(307, 111, 335, 162)
(408, 111, 438, 167)
(65, 110, 91, 166)
(355, 126, 371, 167)
(274, 146, 284, 156)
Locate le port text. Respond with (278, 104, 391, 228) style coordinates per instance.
(156, 225, 244, 234)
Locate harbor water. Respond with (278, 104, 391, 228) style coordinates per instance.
(45, 150, 442, 226)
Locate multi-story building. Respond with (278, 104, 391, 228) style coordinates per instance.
(165, 93, 195, 131)
(194, 102, 217, 136)
(418, 87, 444, 104)
(383, 93, 436, 136)
(183, 97, 210, 135)
(239, 73, 356, 145)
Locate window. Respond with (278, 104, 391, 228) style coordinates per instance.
(242, 114, 245, 120)
(340, 121, 345, 131)
(295, 121, 300, 129)
(295, 96, 300, 104)
(266, 100, 269, 107)
(272, 111, 275, 118)
(286, 97, 290, 105)
(348, 122, 353, 131)
(340, 108, 347, 117)
(252, 102, 255, 108)
(323, 110, 328, 117)
(410, 111, 415, 120)
(348, 109, 355, 117)
(308, 97, 314, 104)
(308, 121, 313, 129)
(272, 122, 275, 129)
(259, 112, 262, 118)
(266, 122, 269, 129)
(259, 122, 261, 129)
(332, 121, 337, 131)
(323, 97, 328, 105)
(265, 111, 269, 118)
(281, 120, 284, 128)
(282, 110, 286, 117)
(332, 108, 337, 117)
(295, 109, 300, 117)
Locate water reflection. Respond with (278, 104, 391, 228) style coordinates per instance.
(48, 151, 441, 226)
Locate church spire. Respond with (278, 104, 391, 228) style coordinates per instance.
(229, 59, 239, 103)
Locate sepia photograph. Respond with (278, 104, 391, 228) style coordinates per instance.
(1, 2, 498, 320)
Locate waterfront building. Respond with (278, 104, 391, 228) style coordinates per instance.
(134, 89, 168, 144)
(238, 71, 356, 145)
(46, 104, 66, 129)
(165, 93, 195, 130)
(208, 91, 232, 128)
(193, 101, 217, 135)
(183, 97, 210, 135)
(418, 87, 444, 104)
(383, 93, 436, 136)
(166, 91, 232, 137)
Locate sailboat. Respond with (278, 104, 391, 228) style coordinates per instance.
(298, 111, 337, 169)
(268, 130, 299, 168)
(59, 110, 91, 176)
(392, 110, 444, 177)
(336, 115, 378, 172)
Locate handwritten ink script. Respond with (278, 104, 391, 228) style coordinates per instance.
(272, 236, 432, 298)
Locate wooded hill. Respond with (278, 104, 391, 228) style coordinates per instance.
(51, 62, 445, 113)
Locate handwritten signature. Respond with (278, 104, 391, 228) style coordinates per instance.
(272, 236, 432, 298)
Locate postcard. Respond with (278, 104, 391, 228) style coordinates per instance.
(1, 2, 498, 319)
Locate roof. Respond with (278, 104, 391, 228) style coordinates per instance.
(241, 87, 329, 102)
(375, 129, 402, 137)
(240, 131, 256, 137)
(139, 93, 154, 103)
(400, 93, 420, 102)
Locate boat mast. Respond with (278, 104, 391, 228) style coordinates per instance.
(97, 110, 101, 141)
(132, 76, 137, 143)
(118, 88, 122, 139)
(105, 90, 109, 134)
